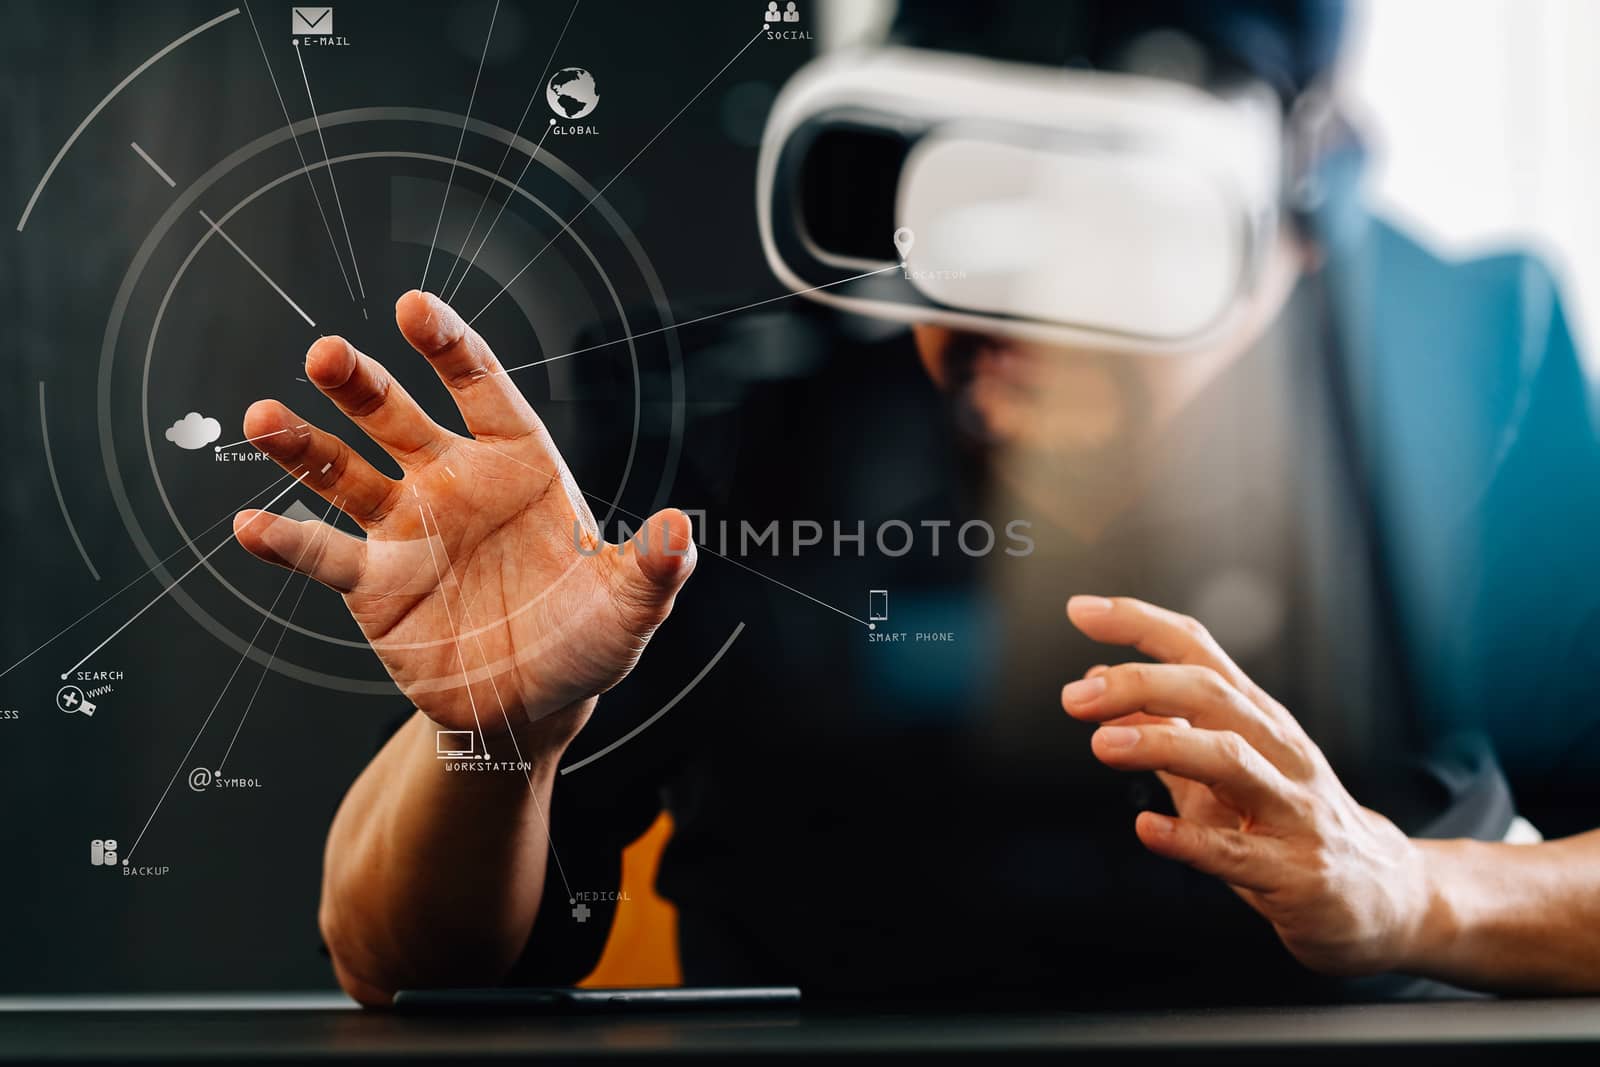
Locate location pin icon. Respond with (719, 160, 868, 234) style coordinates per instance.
(893, 227, 915, 261)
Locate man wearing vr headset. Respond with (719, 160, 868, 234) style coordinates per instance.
(236, 1, 1600, 1005)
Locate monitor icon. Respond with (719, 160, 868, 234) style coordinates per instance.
(435, 730, 476, 759)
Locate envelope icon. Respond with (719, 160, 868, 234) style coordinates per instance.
(292, 7, 332, 35)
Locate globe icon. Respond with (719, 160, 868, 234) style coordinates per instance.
(547, 67, 599, 120)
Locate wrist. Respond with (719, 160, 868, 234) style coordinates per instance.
(415, 694, 595, 772)
(509, 694, 597, 765)
(1396, 837, 1469, 976)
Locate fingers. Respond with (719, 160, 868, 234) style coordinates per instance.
(1063, 662, 1253, 727)
(232, 509, 366, 593)
(627, 508, 698, 589)
(1068, 594, 1292, 721)
(609, 508, 698, 637)
(1090, 724, 1300, 822)
(1103, 711, 1189, 730)
(1062, 661, 1294, 765)
(244, 400, 399, 526)
(1067, 595, 1247, 683)
(304, 335, 449, 466)
(394, 290, 541, 440)
(1134, 812, 1284, 892)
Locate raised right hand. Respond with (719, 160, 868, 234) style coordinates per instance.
(232, 290, 696, 736)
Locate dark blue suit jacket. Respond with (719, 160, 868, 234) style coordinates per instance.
(1321, 150, 1600, 825)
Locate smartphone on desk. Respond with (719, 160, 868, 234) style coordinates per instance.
(393, 986, 802, 1014)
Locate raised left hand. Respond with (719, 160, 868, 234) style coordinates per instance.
(1060, 595, 1434, 976)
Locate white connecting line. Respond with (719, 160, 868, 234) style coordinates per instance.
(498, 263, 902, 376)
(415, 497, 494, 761)
(123, 496, 340, 865)
(240, 0, 357, 306)
(292, 33, 367, 315)
(420, 0, 502, 291)
(59, 473, 308, 680)
(216, 499, 340, 772)
(486, 443, 872, 630)
(438, 0, 583, 302)
(422, 500, 575, 903)
(212, 424, 307, 453)
(0, 470, 302, 683)
(468, 22, 770, 326)
(443, 122, 554, 304)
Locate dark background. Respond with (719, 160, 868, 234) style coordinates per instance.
(0, 0, 819, 992)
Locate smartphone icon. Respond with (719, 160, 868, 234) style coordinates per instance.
(869, 590, 888, 622)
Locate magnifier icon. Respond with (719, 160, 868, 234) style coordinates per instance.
(56, 685, 96, 717)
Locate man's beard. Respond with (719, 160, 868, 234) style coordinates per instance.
(940, 333, 1158, 487)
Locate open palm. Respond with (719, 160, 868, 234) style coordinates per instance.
(232, 291, 695, 734)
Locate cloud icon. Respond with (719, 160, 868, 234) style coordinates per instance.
(165, 412, 222, 450)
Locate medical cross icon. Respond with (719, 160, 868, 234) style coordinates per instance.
(572, 902, 592, 923)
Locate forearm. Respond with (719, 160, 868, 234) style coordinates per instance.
(1407, 829, 1600, 992)
(319, 704, 589, 1003)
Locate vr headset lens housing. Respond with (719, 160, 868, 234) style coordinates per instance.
(758, 49, 1283, 352)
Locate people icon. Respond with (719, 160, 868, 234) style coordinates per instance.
(765, 2, 781, 22)
(784, 2, 800, 22)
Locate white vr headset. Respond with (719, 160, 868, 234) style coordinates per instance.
(756, 47, 1286, 354)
